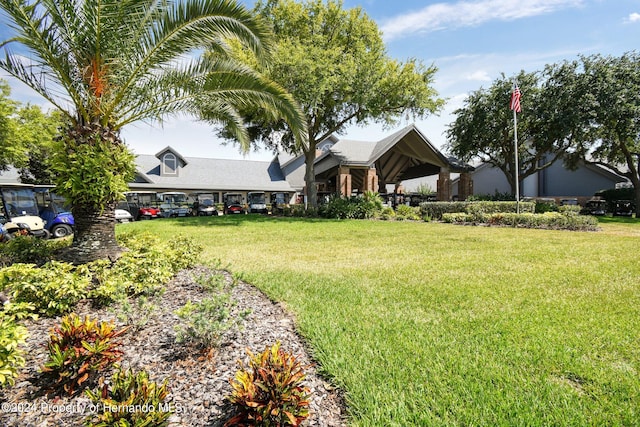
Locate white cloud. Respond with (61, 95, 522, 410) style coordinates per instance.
(626, 12, 640, 23)
(466, 70, 492, 82)
(381, 0, 584, 41)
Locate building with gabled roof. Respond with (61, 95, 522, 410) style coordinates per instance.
(285, 124, 474, 201)
(1, 126, 474, 206)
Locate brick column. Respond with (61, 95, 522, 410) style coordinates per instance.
(363, 168, 378, 193)
(338, 166, 352, 197)
(437, 168, 451, 201)
(458, 172, 473, 200)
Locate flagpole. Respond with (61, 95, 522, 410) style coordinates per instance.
(510, 81, 521, 214)
(513, 107, 520, 214)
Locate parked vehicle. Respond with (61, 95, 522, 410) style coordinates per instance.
(115, 207, 134, 222)
(190, 192, 218, 216)
(117, 200, 139, 221)
(580, 198, 607, 216)
(159, 202, 190, 218)
(248, 191, 267, 214)
(224, 193, 245, 214)
(560, 198, 579, 206)
(34, 186, 74, 238)
(613, 200, 634, 217)
(270, 192, 290, 214)
(125, 191, 160, 219)
(0, 184, 49, 239)
(158, 192, 191, 217)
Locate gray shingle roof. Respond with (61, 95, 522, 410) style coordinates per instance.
(133, 154, 295, 192)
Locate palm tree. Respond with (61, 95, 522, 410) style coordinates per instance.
(0, 0, 307, 263)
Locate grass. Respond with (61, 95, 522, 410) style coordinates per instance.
(122, 215, 640, 426)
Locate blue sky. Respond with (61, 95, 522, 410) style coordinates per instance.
(2, 0, 639, 161)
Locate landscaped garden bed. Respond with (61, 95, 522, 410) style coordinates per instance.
(0, 234, 345, 426)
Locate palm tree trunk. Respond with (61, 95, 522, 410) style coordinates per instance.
(57, 202, 123, 264)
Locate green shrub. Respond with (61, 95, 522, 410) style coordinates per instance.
(174, 294, 245, 349)
(421, 201, 536, 220)
(559, 204, 581, 214)
(394, 204, 421, 221)
(319, 193, 384, 220)
(0, 261, 90, 316)
(88, 232, 202, 304)
(419, 201, 469, 220)
(42, 313, 128, 395)
(380, 206, 396, 220)
(226, 342, 311, 427)
(0, 307, 32, 388)
(319, 195, 358, 219)
(442, 213, 478, 224)
(466, 201, 536, 215)
(467, 191, 514, 201)
(486, 212, 598, 231)
(110, 293, 162, 332)
(534, 200, 558, 213)
(85, 368, 172, 427)
(443, 210, 598, 231)
(194, 270, 227, 292)
(0, 235, 71, 267)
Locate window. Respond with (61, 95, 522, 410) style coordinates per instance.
(162, 153, 177, 175)
(318, 142, 333, 153)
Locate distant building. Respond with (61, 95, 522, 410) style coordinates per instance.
(452, 160, 629, 203)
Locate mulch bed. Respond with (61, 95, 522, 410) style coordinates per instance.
(0, 267, 346, 426)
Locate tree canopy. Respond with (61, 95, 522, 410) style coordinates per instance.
(0, 79, 22, 170)
(213, 0, 444, 206)
(566, 53, 640, 214)
(447, 52, 640, 213)
(446, 71, 581, 196)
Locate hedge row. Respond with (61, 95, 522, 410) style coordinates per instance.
(420, 201, 536, 220)
(442, 211, 599, 231)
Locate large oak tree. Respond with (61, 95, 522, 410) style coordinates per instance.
(446, 70, 582, 196)
(214, 0, 444, 207)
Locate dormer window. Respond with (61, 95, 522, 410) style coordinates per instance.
(162, 153, 178, 176)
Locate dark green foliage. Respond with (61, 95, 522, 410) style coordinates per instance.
(0, 235, 71, 267)
(42, 314, 128, 396)
(226, 342, 311, 427)
(534, 200, 559, 213)
(595, 188, 636, 212)
(84, 368, 172, 427)
(319, 193, 383, 219)
(467, 191, 515, 201)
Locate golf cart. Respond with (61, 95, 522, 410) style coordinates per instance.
(190, 192, 219, 216)
(0, 184, 49, 239)
(248, 191, 267, 214)
(224, 193, 245, 214)
(580, 198, 607, 216)
(34, 186, 75, 238)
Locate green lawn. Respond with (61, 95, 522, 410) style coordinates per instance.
(123, 216, 640, 426)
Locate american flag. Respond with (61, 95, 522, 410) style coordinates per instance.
(510, 85, 521, 113)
